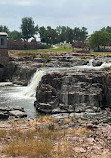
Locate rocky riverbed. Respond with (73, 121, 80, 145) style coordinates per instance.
(1, 52, 111, 119)
(0, 52, 111, 157)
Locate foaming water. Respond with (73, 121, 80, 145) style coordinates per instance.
(99, 62, 111, 68)
(75, 59, 111, 70)
(23, 70, 46, 97)
(23, 59, 111, 97)
(88, 59, 94, 66)
(0, 85, 37, 118)
(1, 59, 111, 118)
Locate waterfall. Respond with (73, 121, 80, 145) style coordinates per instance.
(23, 70, 46, 97)
(100, 62, 111, 69)
(88, 59, 94, 67)
(22, 59, 111, 98)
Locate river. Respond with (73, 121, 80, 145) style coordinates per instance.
(0, 85, 37, 118)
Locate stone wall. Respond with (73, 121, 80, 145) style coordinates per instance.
(7, 39, 49, 50)
(0, 49, 9, 81)
(0, 49, 9, 67)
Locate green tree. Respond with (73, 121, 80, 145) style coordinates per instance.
(20, 17, 38, 41)
(101, 26, 111, 33)
(89, 31, 110, 51)
(65, 27, 74, 43)
(9, 30, 22, 40)
(56, 26, 67, 43)
(73, 27, 81, 41)
(45, 26, 58, 44)
(73, 27, 88, 42)
(80, 27, 88, 42)
(39, 26, 46, 43)
(39, 26, 58, 44)
(0, 25, 10, 34)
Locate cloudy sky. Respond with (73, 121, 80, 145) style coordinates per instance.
(0, 0, 111, 34)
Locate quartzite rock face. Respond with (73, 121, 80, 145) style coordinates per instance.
(35, 71, 105, 114)
(4, 56, 88, 85)
(0, 49, 9, 81)
(103, 71, 111, 107)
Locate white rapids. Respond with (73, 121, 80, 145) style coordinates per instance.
(75, 59, 111, 70)
(0, 58, 111, 118)
(23, 70, 46, 97)
(22, 59, 111, 98)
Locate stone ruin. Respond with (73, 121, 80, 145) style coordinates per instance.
(7, 39, 48, 50)
(0, 32, 9, 81)
(72, 41, 90, 54)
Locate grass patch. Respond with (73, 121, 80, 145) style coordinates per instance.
(3, 138, 53, 157)
(37, 128, 63, 140)
(91, 51, 111, 56)
(2, 119, 63, 158)
(40, 53, 50, 60)
(0, 129, 7, 140)
(8, 45, 72, 57)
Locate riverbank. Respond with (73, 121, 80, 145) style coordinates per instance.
(0, 114, 111, 158)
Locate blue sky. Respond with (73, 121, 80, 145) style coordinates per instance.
(0, 0, 111, 34)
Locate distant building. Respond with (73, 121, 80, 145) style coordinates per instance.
(0, 32, 8, 49)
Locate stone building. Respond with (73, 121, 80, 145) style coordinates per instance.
(0, 32, 9, 81)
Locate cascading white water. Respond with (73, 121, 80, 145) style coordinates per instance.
(75, 59, 111, 70)
(22, 59, 111, 98)
(99, 62, 111, 69)
(88, 59, 94, 66)
(23, 70, 46, 97)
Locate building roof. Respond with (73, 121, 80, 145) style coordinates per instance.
(0, 32, 8, 36)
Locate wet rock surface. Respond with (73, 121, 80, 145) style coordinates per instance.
(1, 54, 111, 119)
(35, 71, 105, 114)
(4, 54, 88, 85)
(35, 68, 111, 116)
(0, 106, 27, 119)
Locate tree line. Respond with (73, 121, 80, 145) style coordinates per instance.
(89, 26, 111, 51)
(1, 17, 111, 51)
(0, 17, 88, 44)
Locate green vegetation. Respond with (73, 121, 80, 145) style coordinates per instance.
(8, 44, 72, 57)
(91, 51, 111, 56)
(89, 31, 111, 51)
(40, 53, 50, 60)
(9, 30, 22, 40)
(20, 17, 38, 41)
(0, 17, 88, 44)
(0, 25, 9, 34)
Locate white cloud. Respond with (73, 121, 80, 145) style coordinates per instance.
(16, 1, 31, 6)
(0, 0, 32, 6)
(0, 0, 111, 34)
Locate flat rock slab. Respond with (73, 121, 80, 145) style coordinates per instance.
(0, 82, 13, 86)
(9, 110, 27, 118)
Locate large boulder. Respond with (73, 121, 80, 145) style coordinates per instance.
(34, 71, 104, 114)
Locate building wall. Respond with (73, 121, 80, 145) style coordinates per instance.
(0, 35, 7, 49)
(7, 39, 48, 50)
(0, 49, 9, 67)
